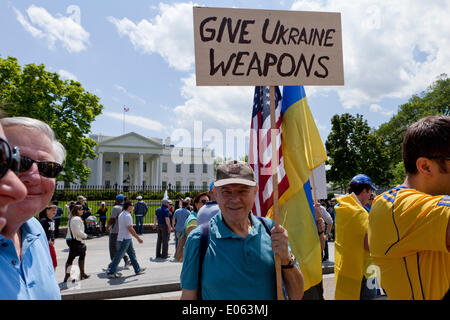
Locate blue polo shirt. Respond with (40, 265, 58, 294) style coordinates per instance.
(155, 205, 170, 224)
(180, 212, 277, 300)
(0, 217, 61, 300)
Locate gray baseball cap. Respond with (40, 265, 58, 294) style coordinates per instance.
(214, 160, 257, 187)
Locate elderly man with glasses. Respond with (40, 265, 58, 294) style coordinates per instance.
(0, 116, 65, 300)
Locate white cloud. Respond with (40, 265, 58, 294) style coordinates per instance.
(108, 2, 195, 71)
(291, 0, 450, 108)
(369, 104, 382, 112)
(13, 5, 90, 53)
(114, 85, 146, 105)
(104, 112, 165, 133)
(173, 73, 253, 129)
(58, 69, 78, 81)
(369, 104, 394, 117)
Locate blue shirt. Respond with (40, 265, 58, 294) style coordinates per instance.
(0, 218, 61, 300)
(173, 208, 191, 232)
(180, 212, 277, 300)
(155, 205, 170, 224)
(196, 201, 220, 225)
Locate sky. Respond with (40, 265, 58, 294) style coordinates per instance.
(1, 0, 449, 159)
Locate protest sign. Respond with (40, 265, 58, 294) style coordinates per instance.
(193, 7, 344, 86)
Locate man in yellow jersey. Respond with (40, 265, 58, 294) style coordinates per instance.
(369, 115, 450, 300)
(334, 174, 378, 300)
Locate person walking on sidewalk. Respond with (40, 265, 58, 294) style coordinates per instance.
(64, 204, 90, 282)
(153, 199, 172, 259)
(106, 201, 146, 278)
(107, 194, 130, 267)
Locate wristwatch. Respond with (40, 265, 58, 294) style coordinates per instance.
(281, 254, 297, 269)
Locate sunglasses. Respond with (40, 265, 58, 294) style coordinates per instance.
(19, 155, 63, 178)
(201, 199, 208, 204)
(0, 137, 20, 178)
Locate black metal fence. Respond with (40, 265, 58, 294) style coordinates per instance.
(51, 185, 209, 227)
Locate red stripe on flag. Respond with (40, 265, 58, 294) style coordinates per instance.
(250, 86, 289, 217)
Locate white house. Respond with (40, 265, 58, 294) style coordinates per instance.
(85, 132, 215, 191)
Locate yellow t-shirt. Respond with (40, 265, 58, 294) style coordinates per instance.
(334, 193, 372, 300)
(368, 186, 450, 300)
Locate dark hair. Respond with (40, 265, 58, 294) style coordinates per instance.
(193, 192, 210, 212)
(123, 201, 133, 211)
(348, 184, 372, 196)
(71, 204, 83, 217)
(182, 200, 189, 208)
(403, 115, 450, 174)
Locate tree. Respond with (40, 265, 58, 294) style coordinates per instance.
(0, 56, 103, 185)
(376, 74, 450, 165)
(391, 161, 406, 186)
(325, 113, 392, 190)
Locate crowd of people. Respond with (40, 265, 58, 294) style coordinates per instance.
(0, 114, 448, 300)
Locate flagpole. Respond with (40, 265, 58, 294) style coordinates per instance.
(269, 86, 283, 300)
(123, 107, 125, 135)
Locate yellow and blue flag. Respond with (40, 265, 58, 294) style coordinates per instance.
(267, 86, 327, 290)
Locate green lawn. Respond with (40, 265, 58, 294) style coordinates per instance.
(56, 200, 162, 227)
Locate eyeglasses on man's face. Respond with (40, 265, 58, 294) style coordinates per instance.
(19, 154, 63, 178)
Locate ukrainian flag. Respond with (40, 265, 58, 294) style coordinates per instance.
(267, 86, 327, 290)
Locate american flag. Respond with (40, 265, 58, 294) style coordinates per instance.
(123, 106, 130, 112)
(249, 86, 289, 217)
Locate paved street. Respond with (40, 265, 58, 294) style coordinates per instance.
(54, 230, 335, 300)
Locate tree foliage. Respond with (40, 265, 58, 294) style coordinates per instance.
(376, 73, 450, 165)
(326, 74, 449, 189)
(0, 56, 103, 184)
(325, 113, 392, 190)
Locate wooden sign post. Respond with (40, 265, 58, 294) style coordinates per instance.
(193, 6, 344, 300)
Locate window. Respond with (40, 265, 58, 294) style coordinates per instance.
(162, 181, 167, 190)
(105, 180, 111, 188)
(124, 161, 129, 172)
(203, 164, 208, 174)
(143, 162, 147, 172)
(162, 162, 168, 173)
(202, 181, 207, 191)
(189, 164, 194, 173)
(176, 164, 181, 173)
(176, 181, 181, 192)
(189, 181, 195, 191)
(105, 161, 111, 172)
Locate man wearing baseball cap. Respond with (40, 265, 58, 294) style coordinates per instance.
(134, 195, 148, 235)
(180, 160, 304, 300)
(153, 199, 172, 259)
(334, 174, 378, 300)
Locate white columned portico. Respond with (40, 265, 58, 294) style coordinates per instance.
(151, 157, 156, 186)
(97, 152, 103, 186)
(138, 153, 144, 186)
(156, 156, 161, 187)
(118, 152, 124, 189)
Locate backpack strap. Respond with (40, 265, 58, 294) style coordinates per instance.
(197, 222, 210, 300)
(256, 216, 272, 236)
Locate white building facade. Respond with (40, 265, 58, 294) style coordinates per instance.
(85, 132, 215, 191)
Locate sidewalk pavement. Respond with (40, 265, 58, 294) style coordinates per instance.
(55, 232, 334, 300)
